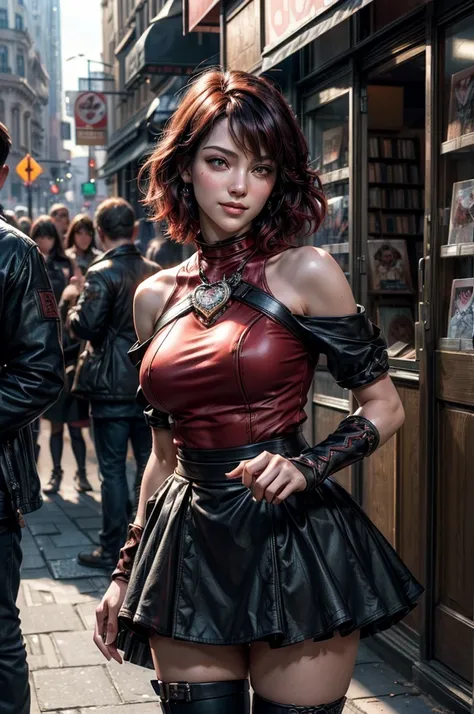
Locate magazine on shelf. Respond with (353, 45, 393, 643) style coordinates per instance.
(377, 306, 415, 348)
(367, 239, 413, 293)
(447, 278, 474, 340)
(447, 65, 474, 141)
(447, 179, 474, 244)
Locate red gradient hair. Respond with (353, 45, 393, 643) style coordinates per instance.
(141, 69, 326, 251)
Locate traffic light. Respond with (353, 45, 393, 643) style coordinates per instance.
(50, 183, 60, 195)
(88, 157, 97, 181)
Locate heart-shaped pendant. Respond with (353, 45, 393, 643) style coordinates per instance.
(192, 280, 232, 326)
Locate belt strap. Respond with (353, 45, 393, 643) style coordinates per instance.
(177, 431, 308, 465)
(151, 679, 250, 703)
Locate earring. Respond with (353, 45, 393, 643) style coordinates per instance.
(266, 199, 272, 211)
(181, 184, 190, 198)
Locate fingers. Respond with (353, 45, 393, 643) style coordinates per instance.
(226, 452, 306, 504)
(93, 601, 123, 664)
(225, 462, 246, 479)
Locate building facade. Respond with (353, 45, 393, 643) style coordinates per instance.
(0, 0, 49, 209)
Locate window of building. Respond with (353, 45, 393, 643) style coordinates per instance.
(17, 52, 25, 77)
(0, 46, 9, 73)
(0, 9, 8, 28)
(0, 100, 5, 123)
(15, 13, 24, 31)
(23, 113, 30, 149)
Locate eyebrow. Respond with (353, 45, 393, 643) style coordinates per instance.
(202, 144, 274, 162)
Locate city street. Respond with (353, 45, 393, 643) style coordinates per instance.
(21, 424, 449, 714)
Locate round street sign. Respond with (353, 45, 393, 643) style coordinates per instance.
(16, 155, 43, 184)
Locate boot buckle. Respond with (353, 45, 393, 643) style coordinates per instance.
(158, 681, 192, 703)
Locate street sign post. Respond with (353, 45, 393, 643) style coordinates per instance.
(16, 155, 43, 219)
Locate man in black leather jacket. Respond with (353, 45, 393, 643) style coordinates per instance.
(69, 198, 160, 569)
(0, 123, 64, 714)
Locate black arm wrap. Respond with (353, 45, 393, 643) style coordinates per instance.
(289, 415, 380, 491)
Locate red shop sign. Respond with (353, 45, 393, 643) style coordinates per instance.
(265, 0, 340, 49)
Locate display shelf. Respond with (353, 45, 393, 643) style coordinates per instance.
(319, 166, 350, 185)
(320, 242, 349, 255)
(368, 207, 424, 213)
(436, 350, 474, 408)
(369, 182, 424, 188)
(440, 243, 474, 257)
(441, 131, 474, 155)
(368, 157, 419, 163)
(368, 232, 422, 238)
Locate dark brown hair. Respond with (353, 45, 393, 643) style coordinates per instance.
(31, 215, 65, 257)
(66, 213, 95, 249)
(94, 197, 135, 241)
(141, 69, 326, 250)
(0, 122, 12, 166)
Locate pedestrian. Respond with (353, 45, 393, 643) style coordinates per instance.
(30, 216, 90, 494)
(145, 231, 183, 268)
(93, 69, 424, 714)
(49, 202, 70, 246)
(65, 213, 102, 275)
(18, 215, 32, 236)
(0, 122, 64, 714)
(69, 198, 160, 570)
(3, 208, 19, 228)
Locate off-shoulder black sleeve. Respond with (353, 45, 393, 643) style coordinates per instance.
(295, 306, 389, 390)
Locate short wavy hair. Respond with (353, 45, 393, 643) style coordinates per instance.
(66, 213, 95, 249)
(141, 69, 326, 250)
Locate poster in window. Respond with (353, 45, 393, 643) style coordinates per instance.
(447, 65, 474, 141)
(448, 179, 474, 244)
(447, 278, 474, 340)
(322, 126, 344, 166)
(367, 239, 413, 293)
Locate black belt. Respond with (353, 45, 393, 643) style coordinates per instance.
(176, 431, 308, 482)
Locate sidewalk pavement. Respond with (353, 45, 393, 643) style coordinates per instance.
(19, 424, 450, 714)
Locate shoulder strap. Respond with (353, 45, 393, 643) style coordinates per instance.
(233, 281, 315, 352)
(128, 280, 316, 368)
(128, 294, 193, 367)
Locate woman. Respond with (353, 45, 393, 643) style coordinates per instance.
(30, 216, 92, 495)
(65, 213, 102, 275)
(94, 70, 423, 714)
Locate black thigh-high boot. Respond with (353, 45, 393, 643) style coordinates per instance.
(253, 694, 346, 714)
(151, 679, 250, 714)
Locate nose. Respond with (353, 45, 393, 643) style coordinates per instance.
(228, 169, 248, 198)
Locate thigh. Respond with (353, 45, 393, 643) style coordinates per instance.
(93, 418, 129, 477)
(150, 634, 249, 683)
(250, 631, 359, 706)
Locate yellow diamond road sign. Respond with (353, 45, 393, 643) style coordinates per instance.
(16, 154, 43, 184)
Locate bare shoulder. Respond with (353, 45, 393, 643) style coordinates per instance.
(276, 245, 357, 317)
(133, 263, 181, 342)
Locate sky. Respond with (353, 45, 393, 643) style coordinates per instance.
(60, 0, 104, 156)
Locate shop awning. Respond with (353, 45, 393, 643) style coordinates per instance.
(262, 0, 374, 72)
(125, 0, 219, 88)
(184, 0, 220, 33)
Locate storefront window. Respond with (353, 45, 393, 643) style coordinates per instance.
(438, 15, 474, 353)
(303, 19, 350, 75)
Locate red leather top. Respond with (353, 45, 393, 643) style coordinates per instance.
(139, 234, 316, 449)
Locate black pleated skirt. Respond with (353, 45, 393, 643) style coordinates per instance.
(117, 432, 423, 669)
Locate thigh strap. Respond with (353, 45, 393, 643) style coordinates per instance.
(151, 679, 250, 703)
(252, 693, 346, 714)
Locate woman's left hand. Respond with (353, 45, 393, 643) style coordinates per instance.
(225, 451, 307, 504)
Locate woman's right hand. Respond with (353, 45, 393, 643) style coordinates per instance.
(93, 579, 128, 663)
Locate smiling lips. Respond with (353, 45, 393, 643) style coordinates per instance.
(220, 202, 248, 215)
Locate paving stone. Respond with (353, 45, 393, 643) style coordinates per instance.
(48, 558, 110, 580)
(26, 634, 61, 670)
(348, 664, 416, 700)
(30, 674, 41, 714)
(21, 541, 42, 556)
(28, 522, 60, 535)
(23, 578, 102, 606)
(107, 659, 156, 703)
(50, 531, 93, 547)
(85, 529, 101, 545)
(21, 603, 83, 634)
(40, 544, 91, 560)
(347, 694, 444, 714)
(53, 630, 104, 666)
(356, 642, 384, 665)
(20, 566, 51, 581)
(74, 516, 102, 530)
(60, 505, 102, 519)
(77, 705, 158, 714)
(21, 553, 47, 570)
(33, 665, 121, 710)
(77, 600, 100, 630)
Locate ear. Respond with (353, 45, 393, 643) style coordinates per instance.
(178, 158, 192, 185)
(0, 165, 9, 191)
